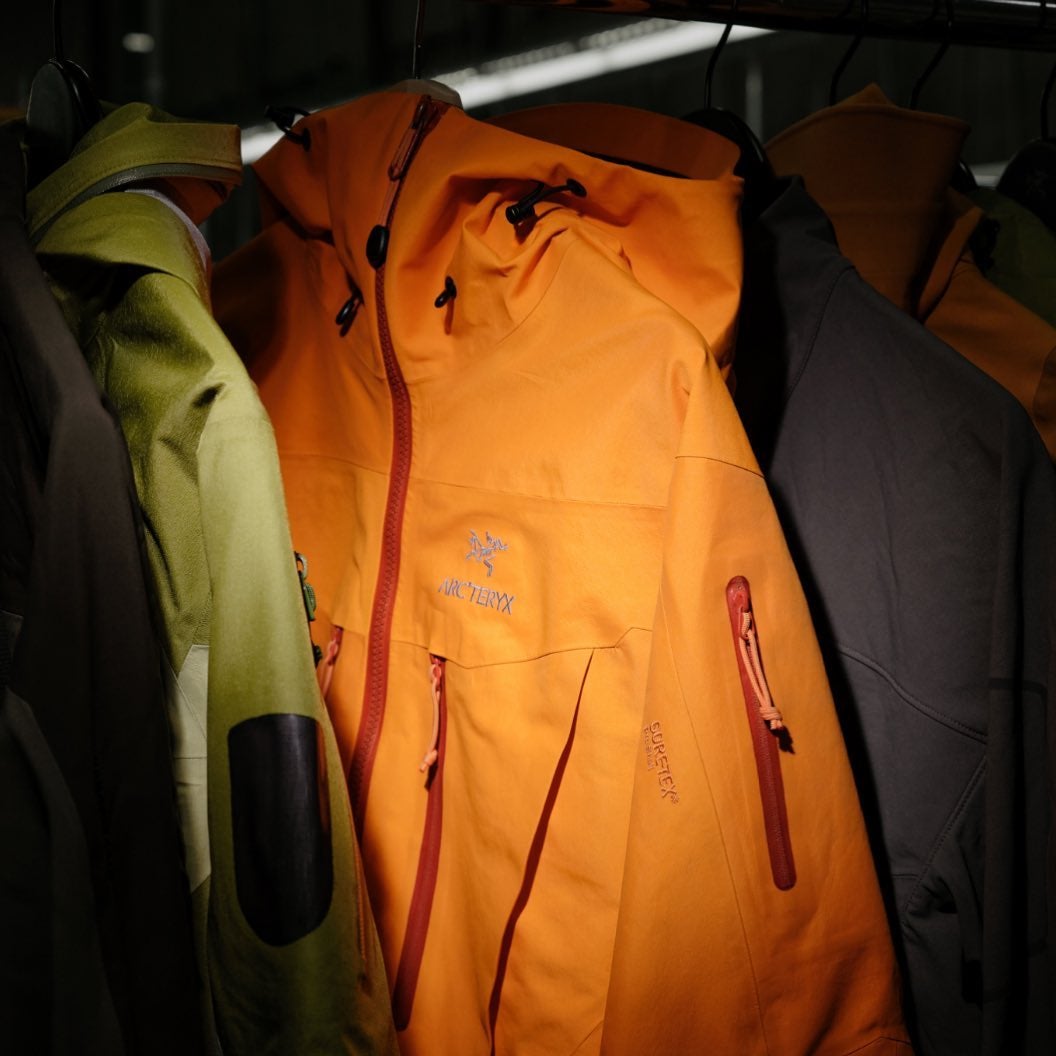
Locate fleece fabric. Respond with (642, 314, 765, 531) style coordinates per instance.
(735, 177, 1056, 1056)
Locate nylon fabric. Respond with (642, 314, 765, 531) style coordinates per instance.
(26, 103, 397, 1056)
(970, 187, 1056, 329)
(213, 91, 910, 1055)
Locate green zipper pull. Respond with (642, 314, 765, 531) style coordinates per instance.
(295, 551, 323, 665)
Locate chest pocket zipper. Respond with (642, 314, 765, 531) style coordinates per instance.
(725, 576, 797, 891)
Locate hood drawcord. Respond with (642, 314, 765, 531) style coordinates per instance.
(505, 177, 587, 225)
(433, 276, 457, 309)
(264, 104, 312, 150)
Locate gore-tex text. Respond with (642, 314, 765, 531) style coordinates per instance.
(642, 720, 680, 804)
(437, 577, 515, 615)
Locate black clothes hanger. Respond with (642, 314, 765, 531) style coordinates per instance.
(391, 0, 462, 107)
(908, 0, 952, 110)
(412, 0, 427, 80)
(24, 0, 102, 189)
(906, 0, 977, 191)
(681, 3, 776, 224)
(829, 0, 868, 105)
(996, 46, 1056, 231)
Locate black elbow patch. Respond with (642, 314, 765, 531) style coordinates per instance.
(229, 714, 333, 945)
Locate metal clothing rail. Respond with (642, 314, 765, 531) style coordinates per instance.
(472, 0, 1056, 52)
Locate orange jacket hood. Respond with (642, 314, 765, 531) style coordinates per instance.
(251, 93, 745, 381)
(768, 84, 1056, 458)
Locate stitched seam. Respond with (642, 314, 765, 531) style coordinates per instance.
(989, 676, 1047, 700)
(567, 1018, 604, 1055)
(659, 590, 771, 1055)
(388, 625, 651, 670)
(276, 451, 669, 511)
(673, 454, 764, 479)
(839, 1036, 914, 1055)
(784, 262, 852, 404)
(838, 645, 987, 741)
(899, 756, 985, 919)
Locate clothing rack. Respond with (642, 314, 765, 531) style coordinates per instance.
(474, 0, 1056, 53)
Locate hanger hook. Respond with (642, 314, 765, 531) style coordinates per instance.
(1039, 0, 1055, 139)
(52, 0, 65, 61)
(1043, 60, 1056, 139)
(829, 0, 869, 107)
(909, 0, 954, 109)
(704, 0, 739, 110)
(412, 0, 427, 80)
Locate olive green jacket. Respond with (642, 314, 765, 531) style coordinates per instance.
(972, 186, 1056, 329)
(27, 104, 396, 1056)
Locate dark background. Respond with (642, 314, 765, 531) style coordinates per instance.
(5, 1, 1054, 251)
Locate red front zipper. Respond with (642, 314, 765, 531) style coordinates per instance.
(392, 655, 448, 1030)
(347, 97, 448, 831)
(725, 576, 796, 891)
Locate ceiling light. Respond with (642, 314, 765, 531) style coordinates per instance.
(122, 32, 156, 54)
(241, 20, 771, 164)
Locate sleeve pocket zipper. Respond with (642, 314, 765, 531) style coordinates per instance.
(725, 576, 796, 891)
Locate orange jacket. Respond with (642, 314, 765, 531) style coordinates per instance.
(214, 91, 910, 1055)
(768, 84, 1056, 459)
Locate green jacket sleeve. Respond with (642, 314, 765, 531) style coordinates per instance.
(198, 404, 397, 1055)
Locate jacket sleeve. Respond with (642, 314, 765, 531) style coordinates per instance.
(197, 395, 398, 1055)
(601, 358, 912, 1056)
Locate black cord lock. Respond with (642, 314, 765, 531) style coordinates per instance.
(335, 286, 363, 336)
(505, 178, 587, 225)
(265, 104, 312, 150)
(434, 276, 457, 308)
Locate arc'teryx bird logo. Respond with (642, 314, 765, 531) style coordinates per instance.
(436, 530, 516, 616)
(465, 530, 508, 577)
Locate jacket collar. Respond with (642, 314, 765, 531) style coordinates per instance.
(26, 102, 241, 247)
(733, 178, 853, 462)
(766, 84, 982, 318)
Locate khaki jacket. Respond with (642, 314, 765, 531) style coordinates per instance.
(28, 102, 396, 1056)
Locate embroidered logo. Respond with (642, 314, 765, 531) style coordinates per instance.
(437, 530, 516, 616)
(465, 530, 508, 577)
(642, 720, 680, 804)
(436, 578, 515, 615)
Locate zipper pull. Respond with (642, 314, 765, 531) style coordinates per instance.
(295, 549, 323, 663)
(420, 655, 444, 772)
(368, 96, 447, 270)
(295, 551, 324, 666)
(739, 609, 784, 731)
(389, 96, 432, 180)
(295, 551, 318, 622)
(726, 577, 785, 731)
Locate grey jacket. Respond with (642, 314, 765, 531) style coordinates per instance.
(734, 178, 1056, 1056)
